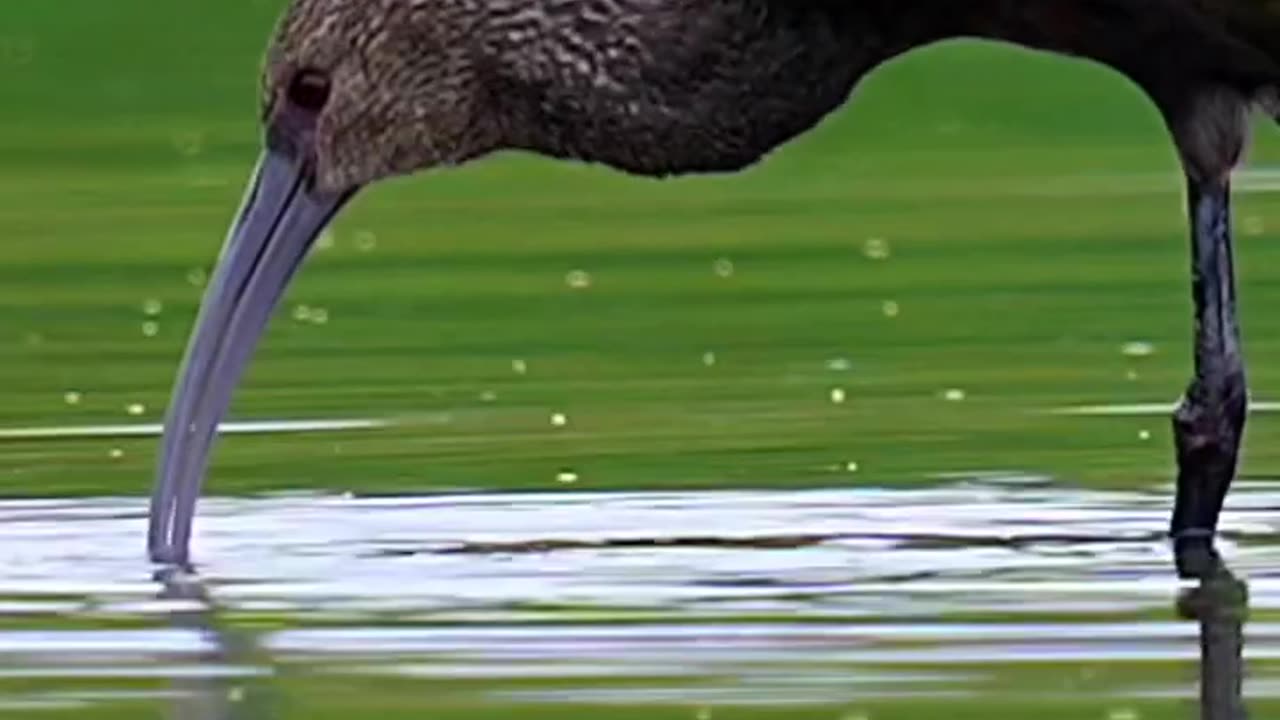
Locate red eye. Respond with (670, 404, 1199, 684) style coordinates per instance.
(287, 69, 331, 112)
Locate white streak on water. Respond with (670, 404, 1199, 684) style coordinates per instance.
(0, 418, 390, 441)
(1047, 402, 1280, 416)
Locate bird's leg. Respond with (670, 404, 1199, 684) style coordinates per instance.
(1169, 89, 1250, 579)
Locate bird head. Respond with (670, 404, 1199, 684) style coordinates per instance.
(262, 0, 498, 193)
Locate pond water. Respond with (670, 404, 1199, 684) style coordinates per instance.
(0, 477, 1276, 718)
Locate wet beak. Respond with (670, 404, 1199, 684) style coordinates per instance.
(148, 149, 354, 566)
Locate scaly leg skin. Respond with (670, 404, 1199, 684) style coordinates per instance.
(1170, 175, 1248, 580)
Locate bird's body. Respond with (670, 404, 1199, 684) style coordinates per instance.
(148, 0, 1280, 578)
(264, 0, 1280, 189)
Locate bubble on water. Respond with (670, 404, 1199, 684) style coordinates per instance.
(942, 388, 967, 402)
(142, 299, 163, 316)
(63, 391, 81, 406)
(141, 321, 159, 338)
(315, 230, 336, 251)
(126, 403, 146, 416)
(1121, 341, 1155, 358)
(556, 470, 579, 484)
(830, 387, 847, 405)
(512, 359, 528, 375)
(479, 390, 497, 403)
(565, 270, 592, 289)
(551, 412, 568, 427)
(310, 307, 329, 325)
(354, 231, 378, 252)
(863, 237, 891, 261)
(0, 38, 36, 67)
(108, 448, 124, 460)
(1244, 215, 1266, 237)
(171, 131, 205, 158)
(186, 267, 208, 287)
(1138, 429, 1152, 441)
(1107, 709, 1139, 720)
(293, 304, 313, 322)
(826, 357, 853, 372)
(702, 351, 717, 367)
(712, 258, 735, 278)
(881, 300, 900, 318)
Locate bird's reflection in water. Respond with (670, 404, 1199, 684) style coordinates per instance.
(145, 560, 1254, 719)
(156, 568, 274, 720)
(1179, 563, 1250, 720)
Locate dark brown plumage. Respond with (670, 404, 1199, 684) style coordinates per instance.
(147, 0, 1280, 578)
(261, 0, 1280, 189)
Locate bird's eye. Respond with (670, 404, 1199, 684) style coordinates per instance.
(286, 69, 331, 112)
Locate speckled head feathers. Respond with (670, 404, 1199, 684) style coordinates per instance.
(262, 0, 499, 192)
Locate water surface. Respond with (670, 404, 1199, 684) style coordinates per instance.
(0, 478, 1277, 717)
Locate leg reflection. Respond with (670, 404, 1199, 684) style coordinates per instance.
(1177, 564, 1248, 720)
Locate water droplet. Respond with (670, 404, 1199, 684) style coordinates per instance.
(826, 357, 853, 372)
(126, 403, 146, 416)
(830, 387, 847, 404)
(1244, 215, 1265, 237)
(881, 300, 900, 318)
(354, 230, 378, 252)
(551, 412, 568, 427)
(108, 448, 124, 460)
(479, 390, 497, 402)
(1107, 709, 1140, 720)
(712, 258, 735, 278)
(171, 131, 205, 158)
(1138, 429, 1152, 441)
(556, 470, 579, 484)
(293, 304, 312, 322)
(863, 237, 891, 260)
(0, 38, 36, 67)
(565, 269, 592, 289)
(702, 351, 717, 367)
(316, 230, 336, 251)
(942, 388, 967, 402)
(142, 299, 163, 316)
(512, 359, 528, 375)
(141, 321, 159, 338)
(63, 391, 81, 406)
(186, 267, 208, 287)
(310, 307, 329, 325)
(1121, 341, 1155, 358)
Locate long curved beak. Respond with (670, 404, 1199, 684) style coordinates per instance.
(148, 149, 354, 566)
